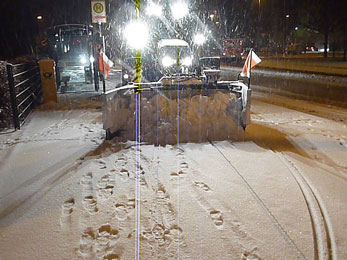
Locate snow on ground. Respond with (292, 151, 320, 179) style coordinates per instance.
(0, 93, 346, 259)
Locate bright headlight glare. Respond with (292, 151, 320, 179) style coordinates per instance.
(125, 21, 149, 49)
(182, 57, 192, 66)
(80, 56, 87, 64)
(89, 56, 95, 63)
(194, 34, 205, 45)
(171, 2, 189, 19)
(123, 74, 129, 79)
(162, 56, 174, 67)
(146, 2, 162, 16)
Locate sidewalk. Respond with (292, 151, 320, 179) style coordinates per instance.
(0, 95, 104, 222)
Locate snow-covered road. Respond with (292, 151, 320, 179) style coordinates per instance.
(0, 93, 346, 259)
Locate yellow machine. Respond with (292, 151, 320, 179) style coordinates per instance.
(39, 59, 57, 103)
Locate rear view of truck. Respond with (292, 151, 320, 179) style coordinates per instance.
(47, 24, 95, 92)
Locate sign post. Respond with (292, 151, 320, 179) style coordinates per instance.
(91, 0, 107, 92)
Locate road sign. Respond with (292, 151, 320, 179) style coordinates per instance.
(91, 0, 106, 23)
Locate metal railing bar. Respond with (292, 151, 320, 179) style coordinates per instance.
(8, 62, 37, 68)
(6, 64, 20, 129)
(17, 92, 33, 108)
(20, 109, 33, 126)
(13, 66, 38, 78)
(16, 85, 32, 98)
(16, 77, 40, 99)
(18, 101, 33, 118)
(14, 72, 39, 89)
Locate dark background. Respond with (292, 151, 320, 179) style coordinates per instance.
(0, 0, 346, 60)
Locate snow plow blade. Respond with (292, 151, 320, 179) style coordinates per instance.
(102, 76, 251, 145)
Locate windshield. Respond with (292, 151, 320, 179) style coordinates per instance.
(48, 27, 91, 59)
(159, 45, 190, 59)
(200, 57, 220, 68)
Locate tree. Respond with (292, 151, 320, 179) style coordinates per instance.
(299, 0, 340, 58)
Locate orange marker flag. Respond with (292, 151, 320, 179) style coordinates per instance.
(98, 52, 114, 79)
(240, 49, 262, 78)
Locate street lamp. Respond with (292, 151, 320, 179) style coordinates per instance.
(124, 21, 149, 49)
(285, 14, 290, 18)
(194, 33, 206, 46)
(171, 2, 189, 20)
(37, 15, 43, 20)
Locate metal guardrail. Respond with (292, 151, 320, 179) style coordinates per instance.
(6, 62, 42, 129)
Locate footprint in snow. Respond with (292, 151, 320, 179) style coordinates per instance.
(80, 172, 93, 194)
(79, 228, 95, 257)
(167, 225, 184, 244)
(209, 209, 224, 228)
(94, 224, 120, 256)
(102, 253, 120, 259)
(140, 174, 148, 187)
(180, 162, 188, 169)
(114, 197, 136, 220)
(97, 174, 115, 199)
(156, 184, 169, 203)
(82, 195, 99, 214)
(241, 248, 262, 260)
(194, 181, 211, 191)
(127, 198, 135, 210)
(60, 198, 75, 228)
(78, 225, 120, 259)
(98, 160, 107, 169)
(80, 172, 93, 186)
(170, 170, 186, 179)
(114, 203, 128, 220)
(119, 168, 130, 179)
(62, 198, 75, 215)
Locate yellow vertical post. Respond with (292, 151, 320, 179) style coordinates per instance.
(134, 1, 142, 259)
(135, 0, 142, 87)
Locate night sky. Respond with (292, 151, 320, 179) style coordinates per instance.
(0, 0, 345, 60)
(0, 0, 91, 59)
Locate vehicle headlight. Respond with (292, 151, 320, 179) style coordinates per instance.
(89, 56, 95, 63)
(162, 56, 175, 67)
(193, 33, 205, 45)
(80, 56, 87, 64)
(182, 57, 192, 66)
(124, 21, 149, 50)
(123, 73, 129, 79)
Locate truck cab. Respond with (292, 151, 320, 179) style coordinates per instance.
(158, 39, 193, 76)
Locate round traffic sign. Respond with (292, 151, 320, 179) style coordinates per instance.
(93, 3, 104, 13)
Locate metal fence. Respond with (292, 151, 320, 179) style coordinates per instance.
(6, 62, 42, 129)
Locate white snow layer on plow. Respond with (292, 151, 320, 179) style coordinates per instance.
(103, 86, 245, 145)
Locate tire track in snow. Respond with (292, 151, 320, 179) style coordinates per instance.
(278, 154, 337, 260)
(138, 146, 187, 260)
(177, 145, 262, 258)
(208, 139, 308, 260)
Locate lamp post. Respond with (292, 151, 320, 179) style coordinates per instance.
(171, 1, 189, 66)
(194, 33, 206, 61)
